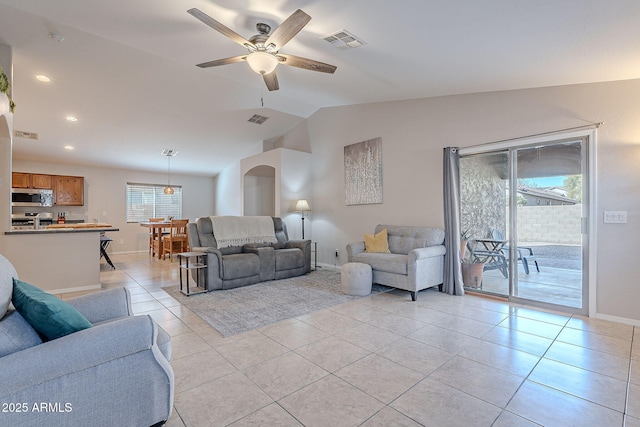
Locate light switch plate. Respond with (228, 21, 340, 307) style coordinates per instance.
(604, 211, 627, 223)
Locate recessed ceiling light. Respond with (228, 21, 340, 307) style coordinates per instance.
(35, 75, 50, 82)
(64, 145, 74, 150)
(65, 116, 78, 122)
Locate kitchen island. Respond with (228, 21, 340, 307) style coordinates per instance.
(3, 225, 119, 294)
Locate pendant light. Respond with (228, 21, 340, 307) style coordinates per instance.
(162, 149, 178, 195)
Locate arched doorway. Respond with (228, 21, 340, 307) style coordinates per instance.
(243, 165, 275, 216)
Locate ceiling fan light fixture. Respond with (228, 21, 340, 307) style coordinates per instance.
(246, 51, 278, 75)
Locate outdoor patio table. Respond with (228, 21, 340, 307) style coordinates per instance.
(473, 238, 509, 278)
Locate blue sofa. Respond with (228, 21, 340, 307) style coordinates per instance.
(0, 253, 173, 427)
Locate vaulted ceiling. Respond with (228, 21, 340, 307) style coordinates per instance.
(1, 0, 638, 176)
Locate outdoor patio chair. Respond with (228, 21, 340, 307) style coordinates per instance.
(491, 230, 540, 274)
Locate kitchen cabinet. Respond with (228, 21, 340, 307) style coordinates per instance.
(12, 172, 30, 188)
(31, 174, 52, 189)
(53, 175, 84, 206)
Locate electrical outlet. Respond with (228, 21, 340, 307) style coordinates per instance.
(335, 249, 339, 258)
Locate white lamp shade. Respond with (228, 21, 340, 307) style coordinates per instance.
(246, 52, 278, 75)
(295, 199, 311, 212)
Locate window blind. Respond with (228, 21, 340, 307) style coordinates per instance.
(126, 183, 182, 223)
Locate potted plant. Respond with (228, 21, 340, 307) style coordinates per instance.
(460, 235, 484, 289)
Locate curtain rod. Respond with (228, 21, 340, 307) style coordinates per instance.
(478, 122, 603, 147)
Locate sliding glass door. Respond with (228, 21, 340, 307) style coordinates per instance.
(459, 136, 590, 314)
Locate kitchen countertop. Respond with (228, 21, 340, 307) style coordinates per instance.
(5, 225, 119, 235)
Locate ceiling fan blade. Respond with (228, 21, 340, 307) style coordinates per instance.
(188, 8, 253, 48)
(196, 55, 247, 68)
(263, 71, 279, 91)
(265, 9, 311, 50)
(277, 54, 337, 74)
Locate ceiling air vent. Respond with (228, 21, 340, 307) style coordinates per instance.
(14, 130, 39, 140)
(248, 114, 269, 125)
(321, 29, 366, 48)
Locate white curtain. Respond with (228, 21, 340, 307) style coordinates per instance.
(442, 147, 465, 295)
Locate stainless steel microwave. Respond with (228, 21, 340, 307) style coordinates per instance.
(11, 188, 54, 207)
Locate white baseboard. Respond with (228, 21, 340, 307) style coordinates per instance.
(592, 312, 640, 327)
(50, 283, 101, 295)
(316, 263, 341, 271)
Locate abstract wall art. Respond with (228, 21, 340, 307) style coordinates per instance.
(344, 137, 383, 205)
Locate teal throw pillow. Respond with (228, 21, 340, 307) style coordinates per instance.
(11, 279, 93, 341)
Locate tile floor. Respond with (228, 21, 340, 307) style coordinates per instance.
(77, 253, 640, 426)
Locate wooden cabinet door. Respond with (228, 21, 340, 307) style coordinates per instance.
(12, 172, 30, 188)
(54, 176, 84, 206)
(31, 174, 52, 189)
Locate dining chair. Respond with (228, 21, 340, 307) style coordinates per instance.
(491, 229, 540, 274)
(162, 219, 189, 262)
(148, 218, 166, 257)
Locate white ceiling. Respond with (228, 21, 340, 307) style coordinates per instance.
(1, 0, 639, 176)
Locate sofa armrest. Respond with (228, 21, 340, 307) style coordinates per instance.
(67, 287, 133, 324)
(0, 315, 167, 397)
(409, 245, 447, 261)
(286, 239, 311, 251)
(346, 241, 366, 262)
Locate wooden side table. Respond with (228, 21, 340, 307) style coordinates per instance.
(178, 252, 207, 296)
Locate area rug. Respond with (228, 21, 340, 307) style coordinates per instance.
(163, 269, 391, 337)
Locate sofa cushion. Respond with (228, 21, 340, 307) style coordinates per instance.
(221, 253, 260, 280)
(275, 248, 304, 271)
(352, 252, 408, 275)
(12, 279, 93, 341)
(375, 225, 445, 255)
(0, 310, 43, 357)
(364, 228, 390, 253)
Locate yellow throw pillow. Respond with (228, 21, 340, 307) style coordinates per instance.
(364, 229, 390, 253)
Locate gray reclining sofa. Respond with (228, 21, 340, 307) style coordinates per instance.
(347, 224, 446, 301)
(187, 216, 311, 290)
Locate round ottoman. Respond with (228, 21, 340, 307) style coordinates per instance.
(341, 262, 372, 296)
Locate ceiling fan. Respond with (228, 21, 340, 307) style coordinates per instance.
(187, 8, 337, 91)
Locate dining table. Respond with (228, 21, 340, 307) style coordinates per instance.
(139, 221, 171, 259)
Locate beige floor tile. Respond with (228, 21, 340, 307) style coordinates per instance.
(513, 306, 570, 326)
(458, 339, 540, 377)
(169, 332, 211, 360)
(391, 377, 502, 426)
(131, 299, 166, 313)
(566, 315, 634, 340)
(228, 403, 303, 426)
(260, 319, 330, 350)
(629, 383, 640, 419)
(556, 327, 631, 358)
(332, 301, 391, 322)
(482, 326, 553, 356)
(174, 371, 272, 427)
(216, 332, 289, 370)
(429, 356, 524, 407)
(507, 380, 623, 427)
(437, 314, 496, 338)
(336, 323, 402, 352)
(497, 316, 564, 339)
(632, 359, 640, 385)
(376, 337, 455, 375)
(359, 407, 422, 427)
(529, 358, 628, 412)
(278, 375, 384, 427)
(626, 415, 640, 427)
(295, 335, 370, 373)
(545, 340, 630, 381)
(335, 354, 424, 404)
(492, 411, 541, 427)
(459, 294, 519, 315)
(155, 317, 193, 337)
(364, 311, 428, 336)
(407, 324, 482, 354)
(172, 349, 237, 393)
(449, 304, 511, 325)
(243, 351, 329, 400)
(633, 339, 640, 361)
(297, 309, 364, 334)
(164, 408, 186, 427)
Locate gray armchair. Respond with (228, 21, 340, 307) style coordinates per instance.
(0, 253, 173, 427)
